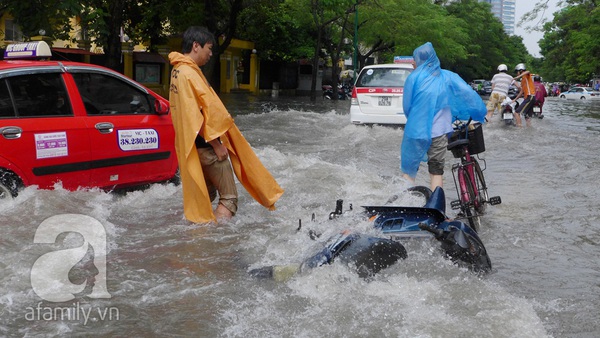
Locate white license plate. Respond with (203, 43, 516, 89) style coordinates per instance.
(533, 107, 541, 113)
(378, 96, 391, 106)
(503, 113, 513, 120)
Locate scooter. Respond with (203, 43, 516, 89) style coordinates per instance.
(322, 83, 352, 100)
(533, 101, 544, 119)
(249, 186, 492, 281)
(500, 97, 518, 126)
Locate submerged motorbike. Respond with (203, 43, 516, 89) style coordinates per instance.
(322, 83, 352, 100)
(250, 187, 492, 281)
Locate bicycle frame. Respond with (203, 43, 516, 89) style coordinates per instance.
(452, 147, 480, 210)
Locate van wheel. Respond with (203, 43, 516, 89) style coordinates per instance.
(0, 170, 22, 200)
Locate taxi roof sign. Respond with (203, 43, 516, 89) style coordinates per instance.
(394, 56, 414, 64)
(4, 41, 52, 59)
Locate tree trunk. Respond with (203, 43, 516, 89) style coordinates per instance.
(105, 0, 125, 72)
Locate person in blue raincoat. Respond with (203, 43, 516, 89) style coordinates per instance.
(401, 42, 486, 191)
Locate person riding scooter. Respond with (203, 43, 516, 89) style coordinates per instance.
(512, 63, 537, 127)
(533, 75, 547, 119)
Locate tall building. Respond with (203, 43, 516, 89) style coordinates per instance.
(479, 0, 516, 35)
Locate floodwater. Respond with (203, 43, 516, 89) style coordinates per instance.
(1, 94, 599, 337)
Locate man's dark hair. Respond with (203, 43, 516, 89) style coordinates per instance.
(181, 26, 215, 53)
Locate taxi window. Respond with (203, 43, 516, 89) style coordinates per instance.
(0, 80, 14, 117)
(356, 68, 412, 87)
(72, 73, 151, 115)
(4, 73, 72, 118)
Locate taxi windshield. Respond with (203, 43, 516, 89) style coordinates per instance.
(356, 68, 412, 87)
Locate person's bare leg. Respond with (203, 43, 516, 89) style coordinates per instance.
(514, 112, 522, 127)
(403, 173, 415, 185)
(486, 110, 493, 122)
(214, 203, 233, 222)
(430, 174, 443, 192)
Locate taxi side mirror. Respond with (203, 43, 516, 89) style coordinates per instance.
(154, 98, 170, 115)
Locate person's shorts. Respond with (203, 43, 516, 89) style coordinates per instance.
(428, 135, 448, 175)
(486, 92, 507, 113)
(515, 95, 536, 119)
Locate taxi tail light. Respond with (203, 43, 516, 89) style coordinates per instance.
(351, 86, 358, 105)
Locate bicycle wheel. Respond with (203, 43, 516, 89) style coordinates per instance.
(461, 170, 481, 232)
(473, 159, 489, 214)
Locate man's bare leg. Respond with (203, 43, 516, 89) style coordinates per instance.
(430, 174, 443, 192)
(214, 204, 233, 222)
(514, 112, 522, 127)
(403, 173, 415, 185)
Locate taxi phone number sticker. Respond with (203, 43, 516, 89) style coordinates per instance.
(118, 129, 159, 151)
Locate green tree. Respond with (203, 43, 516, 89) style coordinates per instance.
(539, 1, 600, 83)
(237, 0, 314, 62)
(444, 0, 523, 81)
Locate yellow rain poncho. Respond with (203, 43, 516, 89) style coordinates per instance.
(168, 52, 284, 223)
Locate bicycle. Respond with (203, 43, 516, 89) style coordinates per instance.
(447, 118, 501, 231)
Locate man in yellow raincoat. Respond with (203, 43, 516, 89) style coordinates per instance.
(168, 26, 283, 223)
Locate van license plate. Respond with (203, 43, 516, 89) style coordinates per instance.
(378, 97, 391, 106)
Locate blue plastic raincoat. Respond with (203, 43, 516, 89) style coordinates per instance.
(401, 42, 486, 177)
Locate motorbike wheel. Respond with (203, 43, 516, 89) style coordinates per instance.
(0, 169, 22, 200)
(466, 233, 492, 273)
(407, 186, 432, 202)
(385, 185, 431, 206)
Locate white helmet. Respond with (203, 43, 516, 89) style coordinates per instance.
(497, 64, 507, 72)
(515, 63, 526, 71)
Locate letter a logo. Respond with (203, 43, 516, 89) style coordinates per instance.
(31, 214, 111, 302)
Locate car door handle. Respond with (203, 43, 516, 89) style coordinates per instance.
(0, 126, 23, 139)
(95, 122, 114, 134)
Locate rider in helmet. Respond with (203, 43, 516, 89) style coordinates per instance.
(512, 63, 537, 127)
(533, 75, 547, 118)
(485, 63, 516, 122)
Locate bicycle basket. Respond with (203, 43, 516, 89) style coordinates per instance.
(449, 122, 485, 158)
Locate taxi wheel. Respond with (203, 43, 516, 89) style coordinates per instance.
(0, 170, 22, 200)
(167, 169, 181, 186)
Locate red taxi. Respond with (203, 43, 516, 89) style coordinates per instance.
(350, 59, 414, 125)
(0, 41, 178, 200)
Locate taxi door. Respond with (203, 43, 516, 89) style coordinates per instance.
(0, 71, 91, 190)
(67, 70, 176, 189)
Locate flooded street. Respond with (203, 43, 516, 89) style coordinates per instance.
(1, 94, 599, 337)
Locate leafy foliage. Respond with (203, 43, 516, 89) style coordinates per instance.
(539, 1, 600, 83)
(4, 0, 595, 84)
